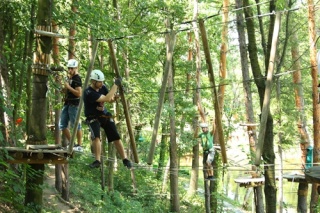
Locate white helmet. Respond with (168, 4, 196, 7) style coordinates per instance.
(90, 69, 105, 81)
(200, 123, 208, 128)
(67, 59, 78, 68)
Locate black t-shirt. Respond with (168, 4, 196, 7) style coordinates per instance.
(64, 74, 82, 105)
(83, 84, 109, 118)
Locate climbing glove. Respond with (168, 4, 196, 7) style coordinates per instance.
(114, 77, 122, 86)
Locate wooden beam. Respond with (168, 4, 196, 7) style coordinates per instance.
(68, 40, 99, 153)
(34, 29, 74, 39)
(146, 31, 176, 165)
(107, 39, 139, 164)
(255, 12, 281, 166)
(199, 19, 227, 164)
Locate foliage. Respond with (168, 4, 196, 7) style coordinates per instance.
(63, 147, 215, 213)
(0, 152, 26, 212)
(1, 0, 320, 212)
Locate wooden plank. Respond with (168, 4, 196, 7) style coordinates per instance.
(8, 158, 68, 164)
(1, 147, 69, 164)
(305, 166, 320, 183)
(2, 147, 68, 154)
(26, 144, 62, 150)
(234, 176, 264, 188)
(234, 176, 265, 183)
(283, 172, 307, 183)
(240, 182, 264, 188)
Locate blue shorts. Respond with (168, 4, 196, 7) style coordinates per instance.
(59, 105, 81, 130)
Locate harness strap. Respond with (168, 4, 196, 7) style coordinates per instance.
(86, 114, 114, 123)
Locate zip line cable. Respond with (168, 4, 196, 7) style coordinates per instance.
(68, 149, 310, 173)
(52, 1, 318, 42)
(112, 65, 317, 96)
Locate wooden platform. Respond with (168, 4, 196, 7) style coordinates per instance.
(234, 176, 264, 188)
(0, 145, 70, 164)
(305, 166, 320, 183)
(282, 172, 306, 183)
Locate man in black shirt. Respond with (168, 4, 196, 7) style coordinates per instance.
(83, 69, 131, 169)
(59, 59, 83, 151)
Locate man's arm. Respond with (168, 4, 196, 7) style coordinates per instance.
(96, 84, 118, 103)
(64, 82, 82, 97)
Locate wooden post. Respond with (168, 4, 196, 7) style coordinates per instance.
(198, 19, 227, 164)
(68, 40, 99, 153)
(146, 31, 176, 165)
(254, 12, 281, 166)
(107, 39, 139, 164)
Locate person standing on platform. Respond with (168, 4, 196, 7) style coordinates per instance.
(59, 59, 83, 152)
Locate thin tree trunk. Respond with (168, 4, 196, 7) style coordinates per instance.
(162, 159, 170, 193)
(218, 0, 228, 111)
(243, 1, 277, 211)
(188, 0, 201, 197)
(188, 117, 199, 196)
(291, 30, 310, 213)
(68, 0, 77, 59)
(157, 123, 168, 180)
(166, 29, 180, 212)
(307, 0, 320, 211)
(210, 1, 229, 212)
(26, 0, 36, 135)
(52, 20, 62, 193)
(0, 2, 11, 144)
(235, 0, 263, 211)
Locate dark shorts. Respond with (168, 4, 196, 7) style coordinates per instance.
(87, 116, 120, 142)
(203, 152, 209, 165)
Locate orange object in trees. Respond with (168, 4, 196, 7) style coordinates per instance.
(16, 117, 23, 125)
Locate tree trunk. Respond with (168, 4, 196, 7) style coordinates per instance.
(52, 20, 62, 193)
(25, 0, 52, 211)
(0, 2, 10, 144)
(107, 139, 116, 192)
(243, 0, 277, 212)
(157, 122, 168, 180)
(307, 0, 320, 211)
(217, 0, 228, 111)
(166, 29, 180, 212)
(68, 0, 77, 59)
(188, 0, 201, 197)
(291, 30, 310, 213)
(26, 1, 36, 135)
(188, 117, 199, 196)
(235, 0, 263, 211)
(210, 1, 229, 212)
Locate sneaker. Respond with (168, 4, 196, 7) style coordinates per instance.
(122, 159, 132, 169)
(205, 176, 216, 181)
(89, 160, 101, 168)
(73, 145, 84, 152)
